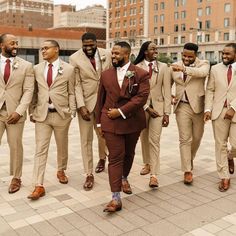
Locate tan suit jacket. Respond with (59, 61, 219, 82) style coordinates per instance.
(137, 60, 171, 115)
(171, 58, 210, 114)
(0, 56, 34, 121)
(69, 48, 111, 112)
(29, 60, 76, 121)
(205, 62, 236, 122)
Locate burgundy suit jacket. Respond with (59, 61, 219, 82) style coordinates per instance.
(95, 63, 150, 134)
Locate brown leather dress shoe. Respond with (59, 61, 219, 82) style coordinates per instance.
(57, 170, 68, 184)
(184, 172, 193, 185)
(103, 199, 122, 212)
(95, 159, 106, 173)
(28, 186, 45, 200)
(8, 178, 21, 194)
(228, 158, 234, 174)
(149, 176, 159, 188)
(140, 164, 150, 175)
(83, 174, 94, 191)
(122, 180, 132, 194)
(218, 179, 230, 192)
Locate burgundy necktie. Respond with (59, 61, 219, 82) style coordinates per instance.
(227, 64, 232, 85)
(148, 62, 153, 78)
(90, 57, 96, 71)
(47, 64, 53, 87)
(4, 59, 11, 84)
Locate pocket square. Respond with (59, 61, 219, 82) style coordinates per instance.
(132, 83, 138, 87)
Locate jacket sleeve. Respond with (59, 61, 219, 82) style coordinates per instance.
(205, 67, 215, 111)
(68, 67, 76, 116)
(163, 65, 172, 114)
(185, 60, 210, 78)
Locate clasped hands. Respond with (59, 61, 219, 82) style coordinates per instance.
(107, 108, 120, 119)
(204, 108, 235, 122)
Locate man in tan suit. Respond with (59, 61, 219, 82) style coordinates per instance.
(204, 43, 236, 192)
(69, 33, 111, 190)
(134, 41, 171, 188)
(0, 33, 34, 193)
(28, 40, 76, 200)
(171, 43, 210, 184)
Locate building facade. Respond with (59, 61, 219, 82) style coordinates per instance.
(0, 0, 53, 29)
(107, 0, 236, 63)
(54, 4, 106, 29)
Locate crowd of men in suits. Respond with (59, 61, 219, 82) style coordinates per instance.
(0, 32, 235, 213)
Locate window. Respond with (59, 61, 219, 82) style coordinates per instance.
(160, 14, 164, 22)
(224, 33, 229, 40)
(198, 21, 202, 29)
(160, 2, 165, 9)
(123, 31, 127, 37)
(181, 36, 185, 43)
(197, 0, 202, 2)
(123, 10, 127, 16)
(154, 39, 158, 45)
(160, 26, 164, 33)
(175, 0, 179, 7)
(174, 12, 179, 20)
(181, 0, 186, 6)
(181, 24, 186, 31)
(174, 37, 178, 44)
(205, 34, 210, 42)
(140, 17, 143, 24)
(197, 8, 202, 16)
(224, 3, 230, 12)
(205, 20, 210, 29)
(174, 24, 179, 32)
(154, 15, 158, 23)
(140, 6, 143, 14)
(154, 27, 158, 34)
(160, 38, 164, 45)
(181, 11, 186, 18)
(154, 3, 158, 11)
(224, 18, 230, 27)
(205, 6, 211, 15)
(123, 0, 127, 6)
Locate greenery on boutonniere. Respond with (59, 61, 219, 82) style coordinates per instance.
(100, 55, 106, 62)
(125, 70, 135, 79)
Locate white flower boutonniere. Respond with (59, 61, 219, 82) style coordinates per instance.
(13, 62, 19, 70)
(100, 55, 106, 62)
(153, 65, 159, 73)
(125, 70, 135, 79)
(58, 67, 63, 75)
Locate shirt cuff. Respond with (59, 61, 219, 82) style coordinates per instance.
(204, 109, 211, 113)
(144, 104, 149, 110)
(230, 105, 236, 111)
(97, 124, 101, 128)
(118, 108, 126, 119)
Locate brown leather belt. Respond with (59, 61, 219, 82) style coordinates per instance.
(179, 100, 189, 104)
(48, 108, 57, 113)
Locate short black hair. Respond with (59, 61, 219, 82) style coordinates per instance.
(0, 33, 11, 44)
(134, 41, 152, 65)
(44, 39, 60, 49)
(183, 43, 198, 53)
(114, 41, 131, 53)
(225, 43, 236, 53)
(81, 32, 97, 41)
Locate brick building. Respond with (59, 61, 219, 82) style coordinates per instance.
(0, 0, 53, 29)
(107, 0, 236, 63)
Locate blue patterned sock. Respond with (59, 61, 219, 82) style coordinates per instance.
(112, 192, 121, 201)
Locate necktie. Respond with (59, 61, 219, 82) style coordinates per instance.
(47, 63, 53, 87)
(148, 62, 153, 78)
(227, 64, 232, 85)
(183, 72, 187, 82)
(90, 57, 96, 71)
(4, 59, 11, 84)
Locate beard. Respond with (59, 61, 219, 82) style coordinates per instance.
(112, 58, 125, 68)
(4, 47, 17, 57)
(223, 58, 235, 66)
(83, 47, 96, 58)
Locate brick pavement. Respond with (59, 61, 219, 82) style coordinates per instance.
(0, 116, 236, 236)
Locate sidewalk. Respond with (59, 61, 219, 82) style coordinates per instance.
(0, 116, 236, 236)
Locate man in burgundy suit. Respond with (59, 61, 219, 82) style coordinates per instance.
(96, 41, 150, 212)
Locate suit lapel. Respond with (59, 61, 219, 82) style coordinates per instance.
(5, 57, 20, 87)
(120, 64, 135, 97)
(37, 62, 48, 88)
(50, 59, 64, 87)
(82, 52, 97, 77)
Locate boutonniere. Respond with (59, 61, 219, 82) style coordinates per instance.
(12, 61, 19, 70)
(153, 65, 159, 73)
(100, 55, 106, 62)
(58, 66, 63, 75)
(125, 70, 135, 79)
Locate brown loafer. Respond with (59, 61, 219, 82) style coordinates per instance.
(122, 180, 132, 194)
(28, 186, 45, 200)
(57, 170, 68, 184)
(218, 179, 230, 192)
(184, 172, 193, 185)
(149, 176, 159, 188)
(8, 178, 21, 194)
(83, 174, 94, 191)
(103, 199, 122, 212)
(140, 164, 150, 175)
(228, 158, 234, 174)
(95, 159, 106, 173)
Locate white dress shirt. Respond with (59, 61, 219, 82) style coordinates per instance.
(0, 54, 14, 76)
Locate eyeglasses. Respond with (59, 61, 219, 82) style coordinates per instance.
(40, 46, 56, 51)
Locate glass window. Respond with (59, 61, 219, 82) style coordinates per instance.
(224, 18, 230, 27)
(224, 3, 230, 12)
(205, 34, 210, 42)
(206, 6, 211, 15)
(174, 12, 179, 19)
(175, 0, 179, 7)
(160, 26, 164, 33)
(174, 24, 179, 32)
(174, 37, 178, 44)
(181, 11, 186, 18)
(181, 24, 186, 31)
(197, 8, 202, 16)
(181, 36, 185, 43)
(154, 3, 158, 11)
(160, 14, 164, 22)
(160, 2, 165, 9)
(224, 33, 229, 40)
(205, 20, 211, 29)
(154, 15, 158, 23)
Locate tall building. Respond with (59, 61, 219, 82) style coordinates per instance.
(54, 4, 106, 28)
(107, 0, 236, 63)
(0, 0, 53, 29)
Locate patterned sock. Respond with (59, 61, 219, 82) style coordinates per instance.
(112, 192, 121, 201)
(122, 176, 127, 181)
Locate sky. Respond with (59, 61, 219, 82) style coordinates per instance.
(53, 0, 107, 10)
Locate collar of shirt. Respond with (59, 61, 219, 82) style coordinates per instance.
(0, 54, 14, 64)
(46, 58, 60, 70)
(230, 62, 236, 71)
(117, 61, 131, 72)
(144, 59, 156, 68)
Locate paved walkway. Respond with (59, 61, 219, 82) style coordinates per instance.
(0, 116, 236, 236)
